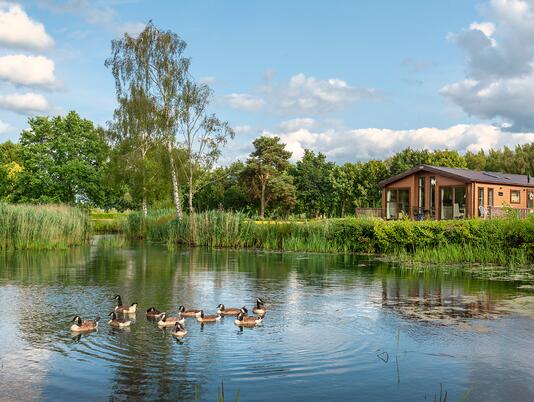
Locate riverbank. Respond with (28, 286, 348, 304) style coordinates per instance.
(0, 203, 90, 250)
(121, 210, 534, 267)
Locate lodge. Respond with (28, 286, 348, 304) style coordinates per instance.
(379, 165, 534, 220)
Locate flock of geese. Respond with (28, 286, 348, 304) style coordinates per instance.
(70, 295, 267, 338)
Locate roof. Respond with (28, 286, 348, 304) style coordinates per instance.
(379, 164, 534, 188)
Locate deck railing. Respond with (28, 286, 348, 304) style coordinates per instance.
(355, 207, 383, 218)
(487, 206, 534, 219)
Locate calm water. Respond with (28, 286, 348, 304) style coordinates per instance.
(1, 237, 534, 401)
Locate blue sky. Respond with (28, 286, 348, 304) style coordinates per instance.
(2, 0, 534, 163)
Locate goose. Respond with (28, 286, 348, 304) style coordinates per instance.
(196, 310, 221, 323)
(70, 315, 100, 332)
(234, 312, 263, 327)
(157, 313, 185, 327)
(108, 312, 131, 328)
(171, 322, 188, 338)
(216, 304, 247, 316)
(114, 295, 138, 314)
(178, 305, 202, 317)
(146, 307, 164, 318)
(252, 298, 266, 315)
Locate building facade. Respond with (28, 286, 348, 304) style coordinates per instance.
(379, 165, 534, 220)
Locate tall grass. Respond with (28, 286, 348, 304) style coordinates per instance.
(122, 209, 534, 267)
(0, 203, 90, 250)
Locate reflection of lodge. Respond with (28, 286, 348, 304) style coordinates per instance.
(381, 278, 501, 323)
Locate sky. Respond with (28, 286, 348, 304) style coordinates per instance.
(2, 0, 534, 164)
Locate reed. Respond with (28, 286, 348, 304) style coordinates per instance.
(0, 203, 90, 251)
(122, 210, 534, 267)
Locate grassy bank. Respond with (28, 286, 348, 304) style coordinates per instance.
(123, 210, 534, 267)
(91, 211, 128, 233)
(0, 204, 90, 250)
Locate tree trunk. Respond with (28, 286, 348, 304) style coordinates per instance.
(260, 181, 266, 219)
(188, 163, 194, 214)
(168, 143, 183, 219)
(142, 194, 148, 217)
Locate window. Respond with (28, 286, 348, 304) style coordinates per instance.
(429, 177, 436, 219)
(418, 177, 425, 211)
(511, 190, 521, 204)
(386, 189, 410, 219)
(528, 191, 533, 209)
(478, 188, 484, 216)
(441, 186, 465, 220)
(488, 188, 494, 207)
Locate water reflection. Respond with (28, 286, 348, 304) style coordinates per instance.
(1, 240, 534, 401)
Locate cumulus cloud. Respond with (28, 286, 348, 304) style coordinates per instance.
(0, 92, 50, 115)
(0, 55, 59, 89)
(233, 124, 254, 134)
(442, 0, 534, 131)
(0, 2, 54, 50)
(225, 73, 381, 115)
(264, 120, 534, 162)
(225, 93, 265, 112)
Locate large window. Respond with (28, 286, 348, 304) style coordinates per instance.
(511, 190, 520, 204)
(441, 186, 466, 220)
(529, 191, 534, 209)
(386, 189, 410, 219)
(488, 188, 494, 207)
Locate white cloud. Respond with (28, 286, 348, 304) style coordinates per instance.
(0, 55, 59, 89)
(0, 2, 54, 50)
(442, 0, 534, 130)
(225, 73, 381, 115)
(225, 93, 265, 111)
(0, 119, 10, 134)
(0, 92, 50, 115)
(233, 124, 254, 134)
(265, 120, 534, 162)
(199, 76, 216, 85)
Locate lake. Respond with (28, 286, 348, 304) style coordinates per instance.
(1, 236, 534, 401)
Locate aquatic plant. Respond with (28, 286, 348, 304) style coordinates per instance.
(0, 203, 90, 251)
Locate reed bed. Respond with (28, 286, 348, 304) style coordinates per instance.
(123, 210, 534, 267)
(0, 203, 90, 250)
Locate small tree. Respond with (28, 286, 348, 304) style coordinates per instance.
(242, 136, 295, 218)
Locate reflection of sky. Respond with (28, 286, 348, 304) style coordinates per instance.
(1, 245, 534, 401)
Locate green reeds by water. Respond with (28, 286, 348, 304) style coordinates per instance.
(0, 203, 90, 251)
(123, 210, 534, 267)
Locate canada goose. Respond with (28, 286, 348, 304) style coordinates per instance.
(216, 304, 247, 316)
(171, 322, 188, 338)
(157, 313, 185, 327)
(196, 310, 221, 323)
(178, 305, 202, 317)
(146, 307, 164, 318)
(252, 298, 266, 315)
(114, 295, 138, 314)
(108, 312, 131, 328)
(234, 312, 263, 327)
(70, 315, 100, 332)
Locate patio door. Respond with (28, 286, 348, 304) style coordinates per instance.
(529, 190, 534, 209)
(440, 186, 466, 220)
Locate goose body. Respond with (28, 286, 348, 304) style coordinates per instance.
(216, 304, 247, 316)
(157, 313, 185, 327)
(108, 312, 131, 328)
(146, 307, 164, 318)
(234, 312, 263, 327)
(196, 310, 221, 323)
(178, 305, 202, 317)
(70, 315, 100, 332)
(114, 295, 138, 314)
(171, 323, 188, 338)
(252, 298, 266, 315)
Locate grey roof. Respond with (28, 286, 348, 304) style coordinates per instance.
(379, 164, 534, 188)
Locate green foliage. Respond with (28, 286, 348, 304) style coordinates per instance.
(0, 203, 90, 250)
(241, 136, 296, 218)
(10, 112, 110, 206)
